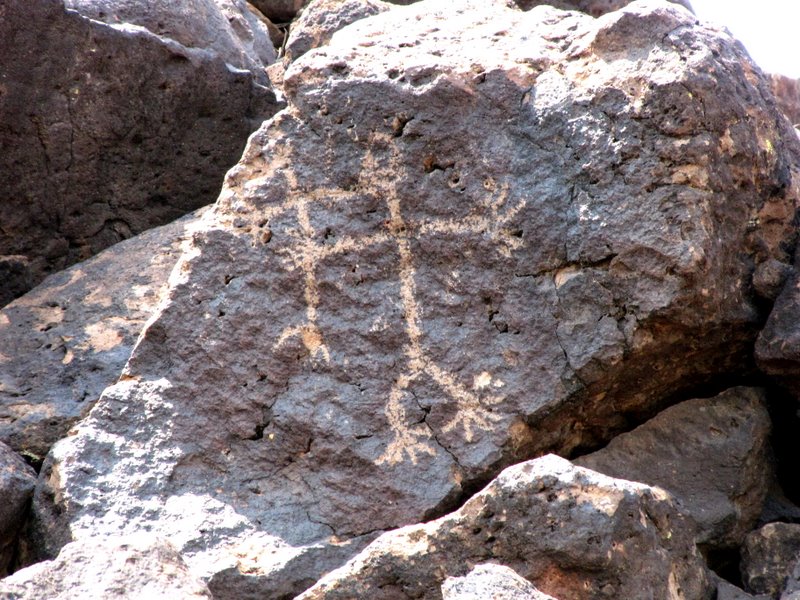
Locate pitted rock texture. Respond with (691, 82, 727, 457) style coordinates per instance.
(0, 442, 36, 574)
(741, 523, 800, 597)
(575, 387, 773, 550)
(0, 0, 282, 303)
(297, 455, 712, 599)
(27, 0, 800, 594)
(284, 0, 392, 62)
(0, 210, 205, 462)
(0, 535, 213, 599)
(442, 564, 558, 600)
(63, 0, 278, 81)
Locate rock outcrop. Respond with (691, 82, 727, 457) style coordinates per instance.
(575, 387, 773, 550)
(297, 455, 713, 599)
(20, 1, 799, 596)
(0, 210, 206, 462)
(0, 0, 282, 303)
(0, 535, 213, 599)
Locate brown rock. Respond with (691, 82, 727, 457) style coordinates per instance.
(0, 0, 282, 303)
(0, 442, 36, 574)
(27, 0, 799, 595)
(0, 210, 205, 461)
(741, 522, 800, 597)
(249, 0, 305, 22)
(0, 535, 213, 599)
(771, 74, 800, 127)
(297, 455, 712, 600)
(575, 387, 773, 550)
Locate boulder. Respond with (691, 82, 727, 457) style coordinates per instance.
(296, 455, 712, 599)
(63, 0, 278, 81)
(284, 0, 392, 63)
(0, 210, 206, 462)
(516, 0, 694, 16)
(575, 387, 773, 549)
(0, 535, 213, 599)
(27, 0, 799, 595)
(714, 576, 771, 600)
(0, 442, 36, 574)
(249, 0, 305, 22)
(757, 251, 800, 390)
(0, 0, 282, 303)
(741, 522, 800, 597)
(442, 564, 558, 600)
(771, 74, 800, 127)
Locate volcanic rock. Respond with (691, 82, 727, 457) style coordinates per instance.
(575, 387, 773, 549)
(442, 564, 558, 600)
(63, 0, 278, 81)
(0, 0, 282, 303)
(741, 522, 800, 597)
(0, 210, 206, 462)
(0, 535, 213, 599)
(284, 0, 392, 62)
(250, 0, 305, 22)
(26, 0, 799, 595)
(297, 455, 712, 599)
(0, 442, 36, 574)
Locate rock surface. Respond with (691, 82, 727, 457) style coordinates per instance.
(0, 442, 36, 574)
(63, 0, 278, 81)
(0, 0, 282, 303)
(442, 564, 558, 600)
(297, 455, 712, 599)
(715, 576, 771, 600)
(25, 0, 800, 595)
(757, 251, 800, 389)
(771, 74, 800, 127)
(0, 210, 206, 462)
(515, 0, 693, 15)
(575, 387, 773, 549)
(741, 522, 800, 597)
(284, 0, 392, 62)
(0, 535, 213, 599)
(250, 0, 305, 22)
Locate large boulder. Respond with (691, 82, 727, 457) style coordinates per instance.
(0, 442, 36, 574)
(0, 210, 206, 462)
(0, 0, 282, 303)
(63, 0, 278, 81)
(0, 535, 213, 599)
(575, 387, 773, 550)
(26, 0, 799, 595)
(297, 455, 713, 599)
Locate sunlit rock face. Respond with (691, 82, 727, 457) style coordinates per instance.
(25, 0, 799, 596)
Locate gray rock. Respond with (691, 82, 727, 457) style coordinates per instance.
(0, 442, 36, 574)
(575, 387, 773, 550)
(741, 523, 800, 597)
(297, 455, 712, 599)
(27, 0, 799, 595)
(63, 0, 277, 81)
(0, 535, 213, 599)
(284, 0, 392, 63)
(442, 564, 558, 600)
(0, 0, 282, 303)
(714, 575, 771, 600)
(0, 210, 206, 462)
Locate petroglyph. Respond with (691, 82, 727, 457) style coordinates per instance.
(258, 135, 523, 465)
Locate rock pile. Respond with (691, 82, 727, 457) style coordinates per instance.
(2, 0, 800, 598)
